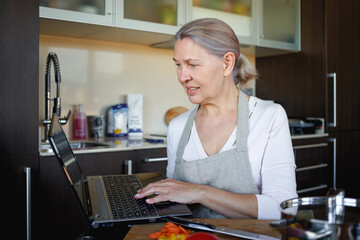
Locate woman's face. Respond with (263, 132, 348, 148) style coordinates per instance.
(173, 38, 227, 105)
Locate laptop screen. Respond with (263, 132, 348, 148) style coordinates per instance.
(48, 113, 89, 216)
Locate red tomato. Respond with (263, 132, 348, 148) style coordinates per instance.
(187, 232, 219, 240)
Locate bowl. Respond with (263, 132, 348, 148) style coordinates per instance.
(272, 190, 360, 239)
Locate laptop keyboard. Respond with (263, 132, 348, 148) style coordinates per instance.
(103, 175, 159, 219)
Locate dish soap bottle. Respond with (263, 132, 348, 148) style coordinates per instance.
(74, 104, 87, 139)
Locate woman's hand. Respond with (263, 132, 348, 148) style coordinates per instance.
(134, 178, 202, 205)
(135, 178, 258, 218)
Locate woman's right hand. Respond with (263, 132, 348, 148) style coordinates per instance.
(134, 178, 202, 205)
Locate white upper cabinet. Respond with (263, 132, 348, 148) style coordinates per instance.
(39, 0, 301, 56)
(116, 0, 186, 35)
(39, 0, 114, 26)
(191, 0, 257, 46)
(190, 0, 300, 55)
(259, 0, 300, 51)
(39, 0, 186, 45)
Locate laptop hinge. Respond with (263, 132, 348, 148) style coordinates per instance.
(84, 180, 93, 217)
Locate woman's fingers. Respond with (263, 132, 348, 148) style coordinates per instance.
(145, 192, 171, 204)
(135, 179, 171, 197)
(134, 178, 200, 204)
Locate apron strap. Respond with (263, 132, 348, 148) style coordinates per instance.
(235, 90, 249, 152)
(175, 104, 199, 163)
(175, 89, 249, 161)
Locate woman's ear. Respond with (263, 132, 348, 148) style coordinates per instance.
(223, 52, 236, 77)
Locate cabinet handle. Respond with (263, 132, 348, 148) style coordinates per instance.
(329, 138, 337, 188)
(125, 160, 132, 175)
(144, 157, 168, 162)
(297, 184, 328, 194)
(296, 163, 328, 172)
(293, 143, 328, 150)
(327, 72, 337, 127)
(24, 167, 31, 240)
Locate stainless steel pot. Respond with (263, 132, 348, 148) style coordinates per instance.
(271, 189, 360, 239)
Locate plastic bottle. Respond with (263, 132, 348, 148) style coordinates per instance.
(73, 104, 87, 139)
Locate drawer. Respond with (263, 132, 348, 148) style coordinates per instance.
(296, 167, 327, 189)
(76, 151, 136, 175)
(294, 143, 328, 168)
(292, 137, 331, 196)
(135, 148, 167, 177)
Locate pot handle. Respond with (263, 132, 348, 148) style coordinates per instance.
(326, 188, 345, 224)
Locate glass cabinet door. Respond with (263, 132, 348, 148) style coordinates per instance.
(191, 0, 256, 43)
(39, 0, 113, 26)
(123, 0, 178, 26)
(260, 0, 300, 50)
(40, 0, 106, 15)
(117, 0, 185, 35)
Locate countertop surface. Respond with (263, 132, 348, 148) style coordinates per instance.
(40, 133, 329, 156)
(39, 134, 167, 156)
(124, 219, 281, 239)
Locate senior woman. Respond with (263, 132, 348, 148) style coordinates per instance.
(135, 18, 297, 220)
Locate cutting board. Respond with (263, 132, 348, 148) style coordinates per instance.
(124, 219, 280, 239)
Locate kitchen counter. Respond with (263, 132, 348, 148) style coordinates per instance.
(39, 135, 167, 156)
(40, 133, 328, 157)
(124, 219, 281, 239)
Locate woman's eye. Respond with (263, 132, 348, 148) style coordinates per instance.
(175, 63, 181, 67)
(190, 64, 197, 68)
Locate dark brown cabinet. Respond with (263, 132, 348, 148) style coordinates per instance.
(325, 0, 360, 132)
(256, 0, 325, 119)
(76, 151, 137, 175)
(135, 148, 167, 176)
(324, 0, 360, 198)
(1, 0, 39, 239)
(38, 154, 89, 238)
(292, 136, 331, 197)
(256, 0, 360, 198)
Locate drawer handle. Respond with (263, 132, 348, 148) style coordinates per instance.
(297, 184, 328, 194)
(327, 72, 337, 127)
(24, 167, 31, 240)
(144, 157, 168, 162)
(330, 138, 337, 188)
(293, 143, 328, 150)
(125, 160, 132, 175)
(296, 163, 328, 172)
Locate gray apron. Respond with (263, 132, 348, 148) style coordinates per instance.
(173, 90, 259, 218)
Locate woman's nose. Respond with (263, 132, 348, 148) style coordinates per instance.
(178, 67, 191, 83)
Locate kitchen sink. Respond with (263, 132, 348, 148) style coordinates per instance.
(69, 141, 110, 149)
(41, 140, 111, 152)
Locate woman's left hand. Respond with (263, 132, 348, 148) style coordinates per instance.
(134, 178, 202, 204)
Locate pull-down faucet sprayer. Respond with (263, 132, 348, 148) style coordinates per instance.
(42, 52, 71, 141)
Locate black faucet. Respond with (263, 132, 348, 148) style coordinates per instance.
(42, 52, 71, 141)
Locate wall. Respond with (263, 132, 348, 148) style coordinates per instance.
(39, 35, 255, 138)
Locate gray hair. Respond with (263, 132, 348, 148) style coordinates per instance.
(173, 18, 257, 86)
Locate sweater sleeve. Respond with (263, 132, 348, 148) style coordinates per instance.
(255, 104, 298, 219)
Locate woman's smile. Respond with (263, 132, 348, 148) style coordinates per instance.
(186, 86, 200, 95)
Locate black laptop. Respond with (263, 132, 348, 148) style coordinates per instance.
(48, 113, 192, 228)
